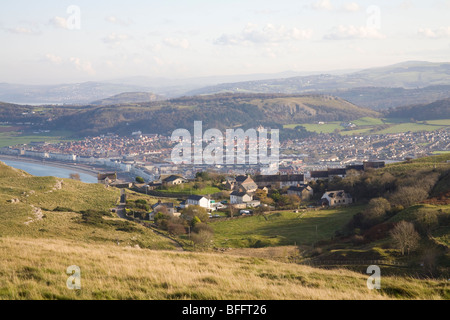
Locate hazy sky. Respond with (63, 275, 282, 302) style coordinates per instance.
(1, 0, 450, 84)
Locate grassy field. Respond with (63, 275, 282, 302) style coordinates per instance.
(1, 237, 448, 300)
(211, 206, 364, 248)
(0, 129, 75, 148)
(284, 117, 450, 136)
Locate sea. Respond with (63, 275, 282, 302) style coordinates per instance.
(1, 159, 97, 184)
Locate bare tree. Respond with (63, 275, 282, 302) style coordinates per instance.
(390, 221, 421, 256)
(69, 173, 81, 181)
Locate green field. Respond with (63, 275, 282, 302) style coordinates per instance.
(0, 129, 75, 148)
(284, 117, 450, 136)
(211, 206, 364, 248)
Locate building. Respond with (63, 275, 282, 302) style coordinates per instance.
(253, 174, 305, 189)
(363, 161, 386, 170)
(234, 175, 258, 193)
(287, 185, 314, 200)
(309, 171, 329, 181)
(186, 195, 212, 210)
(320, 190, 353, 207)
(230, 191, 253, 204)
(98, 173, 117, 185)
(151, 202, 177, 216)
(162, 175, 188, 186)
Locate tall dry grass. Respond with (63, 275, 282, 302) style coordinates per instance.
(0, 237, 448, 300)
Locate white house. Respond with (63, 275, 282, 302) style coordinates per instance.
(320, 190, 353, 207)
(186, 195, 212, 210)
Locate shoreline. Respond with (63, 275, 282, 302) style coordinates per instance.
(0, 155, 103, 178)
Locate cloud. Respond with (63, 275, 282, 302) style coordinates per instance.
(70, 57, 95, 75)
(342, 2, 361, 12)
(163, 38, 190, 49)
(105, 16, 133, 27)
(324, 25, 386, 40)
(311, 0, 334, 11)
(45, 54, 63, 65)
(215, 23, 313, 46)
(102, 32, 132, 45)
(5, 26, 40, 35)
(418, 27, 450, 39)
(49, 16, 68, 29)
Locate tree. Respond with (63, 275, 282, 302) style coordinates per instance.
(181, 205, 209, 224)
(135, 176, 145, 183)
(390, 221, 420, 256)
(69, 173, 81, 181)
(389, 186, 428, 208)
(191, 229, 214, 247)
(361, 197, 391, 227)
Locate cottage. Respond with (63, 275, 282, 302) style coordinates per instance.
(230, 191, 253, 204)
(186, 195, 212, 210)
(152, 202, 177, 215)
(162, 175, 188, 186)
(98, 172, 117, 185)
(234, 175, 258, 193)
(320, 190, 353, 207)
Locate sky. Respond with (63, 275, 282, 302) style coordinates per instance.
(1, 0, 450, 84)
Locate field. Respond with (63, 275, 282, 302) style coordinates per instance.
(1, 237, 448, 300)
(210, 206, 364, 248)
(284, 117, 450, 136)
(0, 127, 75, 148)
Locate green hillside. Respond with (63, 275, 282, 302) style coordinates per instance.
(0, 161, 177, 250)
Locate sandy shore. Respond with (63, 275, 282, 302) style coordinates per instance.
(0, 155, 103, 178)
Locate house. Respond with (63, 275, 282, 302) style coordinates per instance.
(327, 168, 347, 179)
(253, 174, 305, 189)
(287, 185, 314, 200)
(309, 170, 329, 181)
(320, 190, 353, 207)
(98, 172, 117, 185)
(149, 202, 180, 220)
(234, 175, 258, 193)
(162, 175, 188, 186)
(151, 202, 177, 216)
(230, 191, 253, 204)
(186, 195, 212, 210)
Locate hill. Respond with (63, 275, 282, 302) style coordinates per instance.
(91, 92, 163, 106)
(0, 161, 177, 250)
(50, 93, 379, 136)
(0, 160, 449, 300)
(386, 98, 450, 120)
(186, 62, 450, 106)
(333, 85, 450, 110)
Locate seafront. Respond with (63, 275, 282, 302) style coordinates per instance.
(0, 154, 101, 180)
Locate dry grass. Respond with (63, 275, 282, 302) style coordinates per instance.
(0, 237, 448, 300)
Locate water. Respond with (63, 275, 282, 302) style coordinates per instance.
(1, 159, 97, 184)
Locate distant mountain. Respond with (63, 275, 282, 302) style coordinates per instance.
(0, 82, 152, 105)
(386, 98, 450, 120)
(91, 92, 164, 105)
(186, 61, 450, 105)
(2, 61, 450, 106)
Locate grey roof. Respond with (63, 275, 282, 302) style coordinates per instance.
(231, 191, 248, 197)
(152, 203, 174, 209)
(187, 195, 206, 201)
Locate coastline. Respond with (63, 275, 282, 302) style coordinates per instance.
(0, 155, 102, 179)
